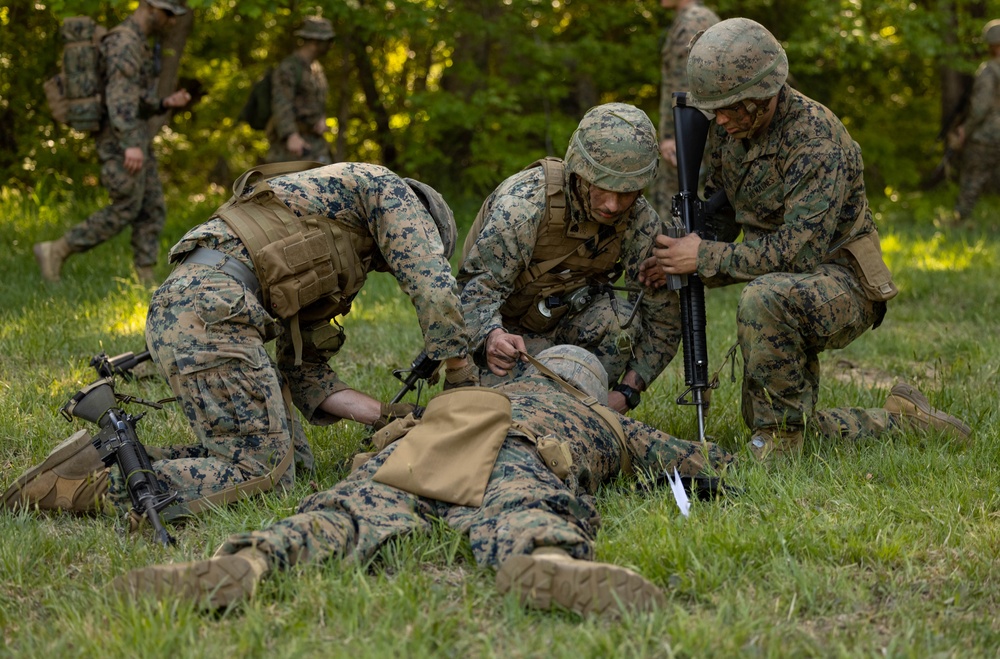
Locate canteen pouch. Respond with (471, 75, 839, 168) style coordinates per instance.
(841, 230, 898, 302)
(535, 435, 573, 481)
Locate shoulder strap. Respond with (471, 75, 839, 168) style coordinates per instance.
(521, 352, 632, 476)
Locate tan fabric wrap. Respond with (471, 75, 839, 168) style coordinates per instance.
(373, 388, 512, 507)
(521, 353, 633, 477)
(165, 385, 296, 519)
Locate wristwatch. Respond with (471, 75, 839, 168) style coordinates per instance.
(612, 383, 641, 410)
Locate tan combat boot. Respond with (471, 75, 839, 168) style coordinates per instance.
(3, 429, 110, 513)
(33, 237, 74, 282)
(495, 547, 666, 618)
(747, 428, 804, 461)
(113, 547, 270, 609)
(884, 382, 971, 440)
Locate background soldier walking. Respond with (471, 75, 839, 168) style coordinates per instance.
(33, 0, 191, 284)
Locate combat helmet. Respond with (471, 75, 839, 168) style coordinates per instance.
(404, 178, 457, 259)
(295, 17, 334, 41)
(146, 0, 187, 16)
(563, 103, 659, 192)
(526, 345, 609, 405)
(687, 18, 788, 111)
(984, 19, 1000, 46)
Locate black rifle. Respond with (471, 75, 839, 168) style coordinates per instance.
(665, 91, 722, 445)
(91, 349, 152, 380)
(390, 351, 441, 404)
(60, 378, 177, 546)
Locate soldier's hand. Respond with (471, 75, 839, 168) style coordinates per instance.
(653, 232, 700, 275)
(638, 255, 667, 288)
(485, 329, 527, 377)
(660, 137, 678, 167)
(373, 402, 417, 431)
(287, 133, 308, 157)
(314, 118, 329, 135)
(124, 147, 144, 174)
(443, 358, 478, 390)
(162, 89, 191, 109)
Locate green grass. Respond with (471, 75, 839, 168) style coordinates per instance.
(1, 181, 999, 657)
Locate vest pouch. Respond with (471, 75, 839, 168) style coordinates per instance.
(257, 230, 340, 318)
(66, 97, 102, 132)
(301, 319, 345, 353)
(373, 388, 511, 507)
(536, 435, 573, 481)
(841, 230, 898, 302)
(520, 294, 570, 333)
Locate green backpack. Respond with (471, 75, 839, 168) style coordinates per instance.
(239, 61, 303, 131)
(43, 16, 120, 132)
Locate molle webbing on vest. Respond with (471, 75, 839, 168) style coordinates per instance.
(496, 159, 627, 322)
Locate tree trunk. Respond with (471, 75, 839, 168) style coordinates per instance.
(147, 9, 194, 136)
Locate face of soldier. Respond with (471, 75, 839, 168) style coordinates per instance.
(713, 97, 777, 140)
(588, 185, 641, 224)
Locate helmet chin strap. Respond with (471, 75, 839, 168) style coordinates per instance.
(727, 99, 770, 140)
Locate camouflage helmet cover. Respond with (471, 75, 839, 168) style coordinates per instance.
(563, 103, 659, 192)
(687, 18, 788, 111)
(404, 178, 457, 260)
(984, 19, 1000, 46)
(528, 344, 609, 405)
(295, 17, 335, 41)
(146, 0, 187, 16)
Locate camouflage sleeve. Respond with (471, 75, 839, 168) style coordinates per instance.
(698, 138, 852, 284)
(620, 200, 681, 386)
(619, 414, 734, 477)
(458, 188, 543, 351)
(963, 61, 1000, 140)
(103, 28, 155, 150)
(367, 172, 470, 362)
(271, 55, 302, 141)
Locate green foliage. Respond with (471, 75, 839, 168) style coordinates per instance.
(6, 0, 994, 200)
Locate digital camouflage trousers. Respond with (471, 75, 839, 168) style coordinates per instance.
(737, 265, 893, 442)
(64, 129, 166, 268)
(132, 262, 312, 518)
(217, 438, 601, 571)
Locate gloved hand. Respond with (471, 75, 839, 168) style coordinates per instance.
(443, 362, 479, 390)
(373, 402, 417, 431)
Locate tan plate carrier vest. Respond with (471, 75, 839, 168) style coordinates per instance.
(214, 161, 380, 364)
(462, 158, 632, 333)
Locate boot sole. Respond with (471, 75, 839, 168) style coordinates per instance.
(496, 555, 665, 618)
(113, 554, 258, 610)
(2, 430, 93, 510)
(886, 383, 971, 438)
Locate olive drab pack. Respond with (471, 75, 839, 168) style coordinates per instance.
(238, 62, 303, 131)
(43, 16, 118, 132)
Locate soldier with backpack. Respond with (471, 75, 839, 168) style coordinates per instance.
(33, 0, 191, 285)
(265, 17, 335, 164)
(457, 103, 682, 414)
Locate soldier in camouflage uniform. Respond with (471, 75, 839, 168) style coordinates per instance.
(640, 19, 971, 458)
(458, 103, 682, 415)
(33, 0, 191, 285)
(4, 162, 476, 521)
(650, 0, 719, 219)
(266, 17, 334, 164)
(115, 345, 734, 618)
(953, 20, 1000, 223)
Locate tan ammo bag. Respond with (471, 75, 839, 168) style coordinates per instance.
(373, 387, 512, 507)
(841, 229, 898, 302)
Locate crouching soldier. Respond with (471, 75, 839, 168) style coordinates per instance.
(114, 345, 735, 618)
(4, 162, 475, 522)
